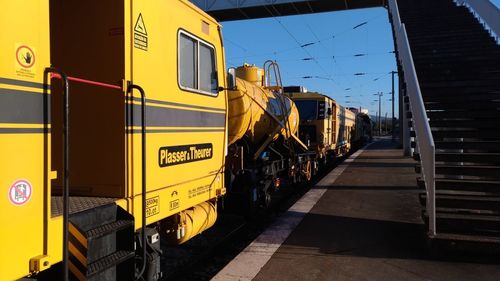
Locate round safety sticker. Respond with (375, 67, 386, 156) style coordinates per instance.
(16, 45, 35, 69)
(8, 180, 32, 206)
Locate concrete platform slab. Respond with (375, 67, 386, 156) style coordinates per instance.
(213, 138, 500, 281)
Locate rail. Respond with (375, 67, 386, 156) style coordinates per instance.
(456, 0, 500, 43)
(388, 0, 436, 236)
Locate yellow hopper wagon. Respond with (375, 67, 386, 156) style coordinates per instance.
(1, 0, 227, 280)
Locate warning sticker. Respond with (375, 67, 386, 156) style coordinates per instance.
(8, 179, 32, 206)
(145, 196, 159, 217)
(15, 45, 36, 78)
(134, 13, 148, 51)
(188, 185, 210, 199)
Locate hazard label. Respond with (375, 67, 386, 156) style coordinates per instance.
(134, 13, 148, 51)
(15, 44, 36, 78)
(145, 196, 159, 218)
(8, 179, 32, 206)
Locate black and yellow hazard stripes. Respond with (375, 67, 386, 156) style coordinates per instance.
(68, 223, 88, 281)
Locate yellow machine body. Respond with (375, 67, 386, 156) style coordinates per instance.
(227, 65, 299, 146)
(163, 201, 218, 245)
(0, 1, 52, 279)
(0, 0, 226, 279)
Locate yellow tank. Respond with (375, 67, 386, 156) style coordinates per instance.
(235, 63, 264, 86)
(228, 64, 299, 146)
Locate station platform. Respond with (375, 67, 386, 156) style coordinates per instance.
(212, 138, 500, 281)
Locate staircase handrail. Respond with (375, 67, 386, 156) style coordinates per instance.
(388, 0, 436, 237)
(456, 0, 500, 43)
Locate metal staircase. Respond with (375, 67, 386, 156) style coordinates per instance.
(68, 203, 135, 280)
(389, 0, 500, 243)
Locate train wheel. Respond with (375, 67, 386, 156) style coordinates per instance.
(303, 160, 312, 181)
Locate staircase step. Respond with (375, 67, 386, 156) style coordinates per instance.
(435, 141, 500, 151)
(410, 37, 497, 50)
(87, 250, 135, 277)
(425, 100, 500, 111)
(414, 49, 500, 61)
(427, 110, 500, 119)
(435, 189, 500, 197)
(415, 164, 500, 179)
(433, 178, 500, 193)
(420, 193, 500, 213)
(423, 91, 500, 102)
(412, 43, 500, 54)
(432, 232, 500, 244)
(430, 129, 500, 140)
(434, 212, 500, 237)
(430, 119, 500, 129)
(436, 153, 500, 165)
(409, 33, 492, 45)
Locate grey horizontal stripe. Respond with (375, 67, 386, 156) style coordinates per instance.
(127, 128, 225, 134)
(128, 96, 226, 113)
(0, 88, 48, 124)
(0, 128, 50, 134)
(0, 77, 45, 89)
(130, 104, 225, 128)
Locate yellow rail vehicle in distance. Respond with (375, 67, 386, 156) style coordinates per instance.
(288, 90, 357, 159)
(1, 0, 226, 280)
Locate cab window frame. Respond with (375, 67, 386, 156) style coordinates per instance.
(177, 29, 219, 97)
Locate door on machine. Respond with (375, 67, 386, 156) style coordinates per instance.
(128, 0, 227, 224)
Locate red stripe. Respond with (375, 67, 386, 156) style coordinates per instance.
(51, 73, 122, 90)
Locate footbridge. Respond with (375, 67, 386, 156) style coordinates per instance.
(191, 0, 386, 21)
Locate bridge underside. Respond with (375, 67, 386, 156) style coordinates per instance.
(192, 0, 387, 21)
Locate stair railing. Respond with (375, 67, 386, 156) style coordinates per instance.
(456, 0, 500, 43)
(388, 0, 436, 237)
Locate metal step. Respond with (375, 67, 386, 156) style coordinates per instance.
(435, 141, 500, 152)
(431, 129, 500, 140)
(417, 178, 500, 194)
(430, 119, 500, 129)
(68, 204, 135, 280)
(86, 220, 135, 240)
(424, 92, 500, 102)
(427, 109, 500, 119)
(87, 250, 135, 277)
(435, 153, 500, 165)
(434, 212, 500, 237)
(425, 101, 500, 111)
(416, 164, 500, 179)
(420, 193, 500, 213)
(432, 232, 500, 244)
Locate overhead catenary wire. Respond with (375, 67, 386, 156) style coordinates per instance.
(263, 4, 332, 79)
(224, 10, 395, 110)
(226, 14, 385, 61)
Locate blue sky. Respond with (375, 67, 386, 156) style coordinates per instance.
(222, 7, 399, 117)
(221, 1, 500, 117)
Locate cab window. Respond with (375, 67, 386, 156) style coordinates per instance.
(178, 30, 218, 96)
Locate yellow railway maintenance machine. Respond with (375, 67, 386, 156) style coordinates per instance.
(1, 0, 227, 280)
(287, 89, 356, 161)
